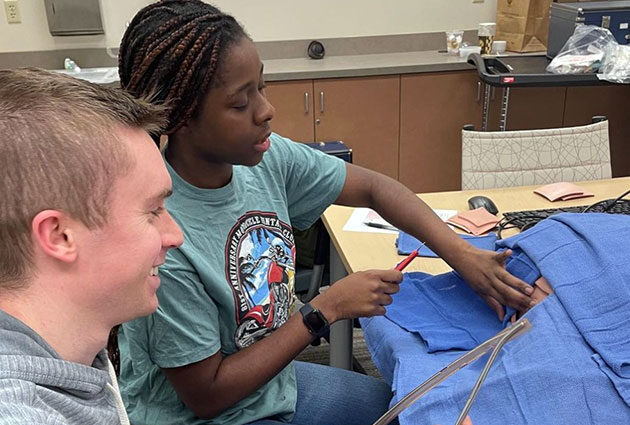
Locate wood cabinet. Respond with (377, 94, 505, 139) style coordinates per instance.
(266, 70, 629, 192)
(486, 87, 566, 131)
(266, 76, 400, 179)
(312, 76, 400, 179)
(486, 85, 630, 177)
(563, 85, 630, 178)
(264, 80, 315, 142)
(399, 70, 482, 193)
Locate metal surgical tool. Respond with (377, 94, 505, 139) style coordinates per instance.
(372, 317, 532, 425)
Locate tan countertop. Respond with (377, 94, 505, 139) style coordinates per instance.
(45, 50, 535, 84)
(263, 50, 475, 81)
(43, 50, 476, 84)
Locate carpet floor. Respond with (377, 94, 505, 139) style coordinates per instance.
(295, 327, 383, 380)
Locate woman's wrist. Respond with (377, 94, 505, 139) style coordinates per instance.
(440, 235, 476, 270)
(310, 294, 338, 324)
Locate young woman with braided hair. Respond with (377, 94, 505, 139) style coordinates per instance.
(117, 1, 531, 424)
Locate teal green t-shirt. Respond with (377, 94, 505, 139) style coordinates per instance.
(118, 134, 346, 425)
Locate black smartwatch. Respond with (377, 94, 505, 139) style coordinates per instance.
(299, 303, 330, 338)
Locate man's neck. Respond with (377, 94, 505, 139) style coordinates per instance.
(0, 287, 108, 366)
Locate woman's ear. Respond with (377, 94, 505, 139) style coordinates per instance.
(31, 210, 78, 263)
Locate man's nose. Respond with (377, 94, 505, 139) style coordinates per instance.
(162, 211, 183, 249)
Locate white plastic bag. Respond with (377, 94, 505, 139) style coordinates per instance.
(546, 25, 616, 74)
(55, 67, 119, 84)
(599, 42, 630, 83)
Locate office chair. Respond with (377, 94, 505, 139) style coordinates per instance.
(461, 117, 612, 190)
(294, 219, 329, 302)
(294, 141, 352, 302)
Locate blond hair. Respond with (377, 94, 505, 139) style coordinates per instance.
(0, 68, 166, 287)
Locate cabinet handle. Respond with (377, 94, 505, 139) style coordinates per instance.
(319, 91, 325, 113)
(477, 82, 481, 102)
(304, 92, 309, 114)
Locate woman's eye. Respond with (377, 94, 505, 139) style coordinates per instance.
(258, 83, 267, 92)
(232, 98, 248, 110)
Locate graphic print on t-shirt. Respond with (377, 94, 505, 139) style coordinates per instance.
(225, 211, 295, 349)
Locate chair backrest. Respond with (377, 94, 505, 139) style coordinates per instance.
(461, 120, 612, 190)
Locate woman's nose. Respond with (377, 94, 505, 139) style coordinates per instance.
(255, 95, 275, 125)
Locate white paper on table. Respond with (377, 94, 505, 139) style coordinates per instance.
(433, 209, 459, 221)
(343, 208, 458, 234)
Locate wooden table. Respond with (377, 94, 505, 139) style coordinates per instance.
(322, 177, 630, 369)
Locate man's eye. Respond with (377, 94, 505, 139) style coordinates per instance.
(150, 207, 164, 217)
(258, 83, 267, 92)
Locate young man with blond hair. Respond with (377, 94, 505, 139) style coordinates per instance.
(0, 68, 183, 425)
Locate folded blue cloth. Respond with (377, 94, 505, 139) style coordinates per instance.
(363, 295, 630, 425)
(366, 213, 630, 424)
(396, 231, 497, 257)
(499, 213, 630, 405)
(386, 271, 503, 352)
(386, 247, 541, 351)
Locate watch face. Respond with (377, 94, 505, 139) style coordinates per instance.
(300, 304, 329, 337)
(304, 310, 326, 332)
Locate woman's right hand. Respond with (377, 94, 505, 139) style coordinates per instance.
(310, 269, 402, 323)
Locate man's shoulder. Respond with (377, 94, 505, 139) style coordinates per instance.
(0, 376, 38, 398)
(0, 381, 65, 424)
(0, 376, 118, 425)
(0, 407, 63, 425)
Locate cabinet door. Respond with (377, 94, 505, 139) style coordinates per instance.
(265, 80, 314, 142)
(399, 71, 482, 193)
(487, 86, 566, 131)
(564, 85, 630, 178)
(313, 76, 400, 179)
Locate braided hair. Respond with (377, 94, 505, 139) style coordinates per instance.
(119, 0, 248, 143)
(108, 1, 248, 373)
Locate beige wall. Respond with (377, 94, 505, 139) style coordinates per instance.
(0, 0, 497, 53)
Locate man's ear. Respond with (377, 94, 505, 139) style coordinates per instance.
(31, 210, 79, 263)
